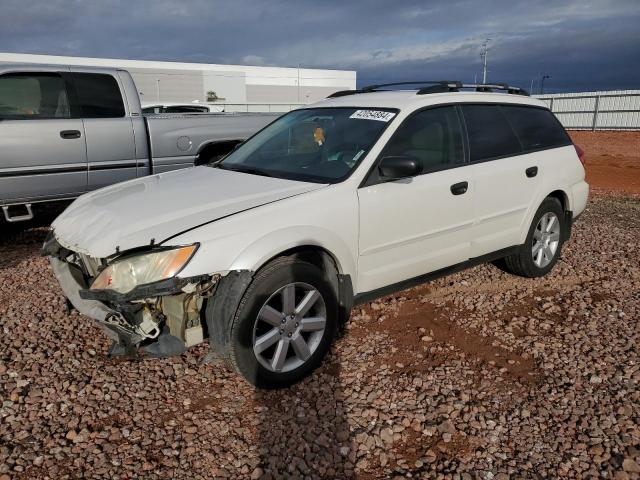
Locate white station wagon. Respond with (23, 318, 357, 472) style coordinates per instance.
(45, 81, 589, 388)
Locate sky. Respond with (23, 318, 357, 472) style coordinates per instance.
(1, 0, 639, 93)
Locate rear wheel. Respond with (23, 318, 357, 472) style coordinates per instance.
(501, 197, 566, 278)
(229, 256, 337, 388)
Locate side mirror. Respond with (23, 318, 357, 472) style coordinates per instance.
(378, 155, 421, 180)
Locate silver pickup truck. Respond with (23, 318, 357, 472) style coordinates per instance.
(0, 63, 278, 222)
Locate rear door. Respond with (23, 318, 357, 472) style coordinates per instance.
(357, 106, 474, 293)
(463, 104, 573, 257)
(69, 70, 138, 190)
(0, 70, 88, 203)
(461, 104, 533, 257)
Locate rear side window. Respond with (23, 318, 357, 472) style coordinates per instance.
(461, 105, 522, 162)
(0, 73, 70, 119)
(379, 106, 465, 174)
(71, 73, 125, 118)
(501, 105, 571, 151)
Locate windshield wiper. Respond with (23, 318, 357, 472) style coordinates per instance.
(215, 164, 273, 178)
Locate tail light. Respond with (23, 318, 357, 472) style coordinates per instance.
(574, 144, 585, 165)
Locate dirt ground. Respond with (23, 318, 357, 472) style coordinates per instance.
(569, 131, 640, 196)
(0, 132, 639, 479)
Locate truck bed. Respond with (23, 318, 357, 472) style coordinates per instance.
(145, 113, 280, 173)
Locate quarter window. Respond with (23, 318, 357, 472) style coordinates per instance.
(378, 106, 465, 175)
(461, 105, 522, 162)
(501, 105, 571, 151)
(71, 73, 125, 118)
(0, 73, 70, 119)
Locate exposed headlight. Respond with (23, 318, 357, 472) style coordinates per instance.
(90, 245, 197, 294)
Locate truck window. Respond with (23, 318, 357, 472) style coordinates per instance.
(500, 105, 571, 151)
(461, 104, 522, 162)
(71, 73, 125, 118)
(0, 73, 70, 119)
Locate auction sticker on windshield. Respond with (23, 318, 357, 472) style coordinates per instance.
(350, 110, 396, 122)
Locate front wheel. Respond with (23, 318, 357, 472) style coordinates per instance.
(501, 197, 566, 278)
(228, 256, 338, 388)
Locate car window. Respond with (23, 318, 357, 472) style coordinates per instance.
(71, 73, 125, 118)
(164, 105, 209, 113)
(461, 104, 522, 162)
(501, 105, 571, 151)
(0, 73, 70, 119)
(378, 106, 465, 175)
(217, 107, 397, 183)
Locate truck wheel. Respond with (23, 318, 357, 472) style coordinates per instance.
(229, 256, 337, 388)
(501, 197, 566, 278)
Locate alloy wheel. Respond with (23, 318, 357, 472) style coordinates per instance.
(532, 212, 561, 268)
(252, 282, 327, 373)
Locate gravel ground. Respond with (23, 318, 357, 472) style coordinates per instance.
(1, 193, 639, 479)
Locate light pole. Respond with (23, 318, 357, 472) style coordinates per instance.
(480, 39, 490, 84)
(540, 74, 550, 94)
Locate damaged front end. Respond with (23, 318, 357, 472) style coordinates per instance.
(43, 231, 220, 358)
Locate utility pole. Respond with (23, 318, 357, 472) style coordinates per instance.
(297, 64, 301, 103)
(480, 38, 490, 84)
(540, 74, 550, 94)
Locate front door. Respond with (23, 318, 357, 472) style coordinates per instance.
(0, 71, 88, 204)
(357, 106, 474, 294)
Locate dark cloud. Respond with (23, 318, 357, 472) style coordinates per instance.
(0, 0, 638, 92)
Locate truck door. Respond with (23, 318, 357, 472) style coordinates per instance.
(0, 71, 88, 204)
(68, 70, 138, 191)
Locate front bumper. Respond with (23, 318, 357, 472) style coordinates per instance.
(49, 256, 136, 345)
(46, 233, 215, 356)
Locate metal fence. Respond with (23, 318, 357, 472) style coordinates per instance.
(212, 103, 306, 113)
(534, 90, 640, 131)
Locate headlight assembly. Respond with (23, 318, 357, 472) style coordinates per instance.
(90, 245, 197, 294)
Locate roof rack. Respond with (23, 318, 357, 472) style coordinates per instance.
(461, 83, 529, 96)
(326, 81, 459, 98)
(327, 80, 529, 98)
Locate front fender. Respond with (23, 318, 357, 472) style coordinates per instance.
(227, 225, 357, 281)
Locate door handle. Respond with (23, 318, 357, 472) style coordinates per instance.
(60, 130, 81, 139)
(450, 181, 468, 195)
(526, 166, 538, 178)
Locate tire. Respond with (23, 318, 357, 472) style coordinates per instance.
(501, 197, 565, 278)
(228, 256, 338, 388)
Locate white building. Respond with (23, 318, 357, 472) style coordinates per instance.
(0, 53, 356, 110)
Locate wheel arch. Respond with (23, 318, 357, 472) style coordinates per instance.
(547, 189, 570, 212)
(194, 139, 244, 166)
(519, 187, 572, 244)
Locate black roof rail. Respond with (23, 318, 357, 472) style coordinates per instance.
(327, 89, 363, 98)
(327, 81, 529, 99)
(461, 83, 530, 96)
(361, 80, 461, 93)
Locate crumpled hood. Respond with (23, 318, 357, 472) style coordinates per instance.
(52, 166, 325, 258)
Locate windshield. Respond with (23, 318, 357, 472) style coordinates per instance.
(215, 107, 397, 183)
